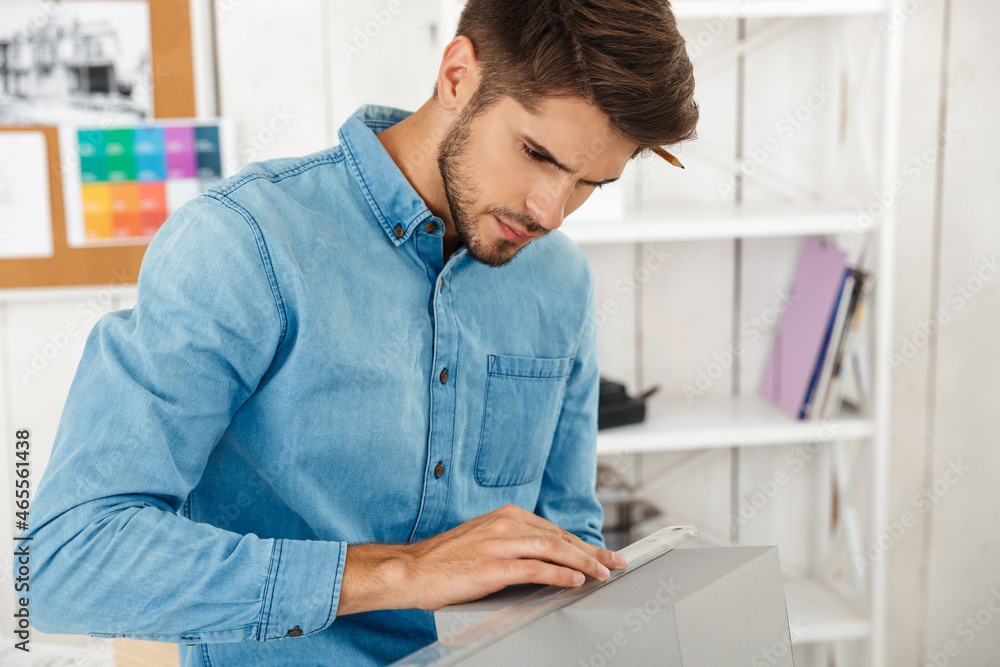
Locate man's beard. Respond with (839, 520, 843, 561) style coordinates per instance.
(436, 108, 533, 268)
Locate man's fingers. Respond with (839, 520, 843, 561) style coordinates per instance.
(489, 505, 629, 572)
(553, 527, 628, 571)
(505, 558, 587, 589)
(500, 534, 611, 582)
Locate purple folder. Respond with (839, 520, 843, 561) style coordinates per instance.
(762, 239, 847, 417)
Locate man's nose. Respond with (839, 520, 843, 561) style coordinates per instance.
(525, 178, 574, 231)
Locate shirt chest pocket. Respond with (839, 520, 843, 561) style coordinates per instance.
(475, 354, 575, 487)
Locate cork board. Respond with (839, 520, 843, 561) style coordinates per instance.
(0, 0, 196, 288)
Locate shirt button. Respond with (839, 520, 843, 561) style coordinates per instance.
(434, 462, 445, 479)
(439, 279, 444, 291)
(439, 368, 448, 384)
(393, 224, 404, 238)
(287, 626, 303, 637)
(425, 221, 438, 234)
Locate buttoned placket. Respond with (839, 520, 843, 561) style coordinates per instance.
(407, 216, 462, 542)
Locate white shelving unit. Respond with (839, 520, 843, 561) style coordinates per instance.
(438, 1, 901, 665)
(562, 204, 877, 244)
(593, 394, 875, 455)
(570, 2, 901, 666)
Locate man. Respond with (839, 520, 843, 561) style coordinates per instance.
(27, 0, 697, 664)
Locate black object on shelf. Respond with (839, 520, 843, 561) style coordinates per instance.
(598, 377, 659, 430)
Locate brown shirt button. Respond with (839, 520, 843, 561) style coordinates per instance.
(287, 626, 303, 637)
(424, 221, 438, 234)
(434, 462, 445, 479)
(393, 224, 404, 238)
(439, 368, 448, 384)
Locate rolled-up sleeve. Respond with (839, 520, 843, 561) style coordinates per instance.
(534, 271, 605, 548)
(25, 193, 346, 643)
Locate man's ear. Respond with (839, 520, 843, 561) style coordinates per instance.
(436, 36, 479, 114)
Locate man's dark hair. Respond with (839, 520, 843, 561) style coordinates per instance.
(453, 0, 698, 155)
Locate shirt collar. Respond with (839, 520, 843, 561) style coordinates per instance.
(338, 105, 436, 246)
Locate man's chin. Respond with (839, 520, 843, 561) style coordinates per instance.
(465, 237, 525, 268)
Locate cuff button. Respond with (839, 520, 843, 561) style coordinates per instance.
(287, 626, 303, 637)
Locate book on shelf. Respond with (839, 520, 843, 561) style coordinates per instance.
(801, 267, 854, 420)
(761, 239, 871, 421)
(827, 277, 871, 418)
(761, 238, 847, 418)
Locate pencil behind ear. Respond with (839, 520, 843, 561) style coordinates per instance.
(652, 146, 685, 169)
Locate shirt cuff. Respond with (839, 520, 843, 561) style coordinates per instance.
(258, 537, 347, 641)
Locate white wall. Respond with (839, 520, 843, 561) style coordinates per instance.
(2, 1, 997, 665)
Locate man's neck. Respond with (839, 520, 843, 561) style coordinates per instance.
(377, 102, 462, 258)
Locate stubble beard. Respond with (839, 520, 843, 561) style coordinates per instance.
(436, 109, 525, 268)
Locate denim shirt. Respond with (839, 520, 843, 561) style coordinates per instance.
(26, 105, 603, 666)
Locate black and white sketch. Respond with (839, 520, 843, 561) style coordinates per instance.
(0, 1, 153, 125)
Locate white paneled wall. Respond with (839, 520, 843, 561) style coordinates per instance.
(1, 1, 998, 664)
(215, 0, 330, 161)
(1, 288, 136, 661)
(924, 1, 1000, 665)
(325, 0, 443, 134)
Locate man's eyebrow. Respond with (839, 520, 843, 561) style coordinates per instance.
(521, 135, 620, 188)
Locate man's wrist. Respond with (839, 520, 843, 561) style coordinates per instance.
(338, 543, 416, 615)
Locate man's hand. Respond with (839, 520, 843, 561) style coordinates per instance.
(337, 505, 628, 615)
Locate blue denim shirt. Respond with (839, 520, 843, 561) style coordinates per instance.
(26, 105, 604, 665)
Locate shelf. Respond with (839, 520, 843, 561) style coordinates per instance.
(562, 205, 873, 244)
(671, 0, 887, 20)
(596, 394, 874, 455)
(784, 578, 871, 644)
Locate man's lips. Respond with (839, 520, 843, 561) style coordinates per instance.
(494, 215, 539, 243)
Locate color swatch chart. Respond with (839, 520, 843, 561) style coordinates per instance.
(73, 122, 228, 243)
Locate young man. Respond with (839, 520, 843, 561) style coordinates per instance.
(26, 0, 697, 664)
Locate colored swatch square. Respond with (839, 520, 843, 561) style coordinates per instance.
(78, 130, 107, 183)
(138, 183, 168, 235)
(109, 183, 141, 237)
(104, 129, 137, 182)
(81, 183, 113, 239)
(134, 127, 167, 181)
(194, 126, 222, 179)
(165, 126, 197, 179)
(166, 178, 201, 215)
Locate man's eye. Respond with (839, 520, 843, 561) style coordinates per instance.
(521, 144, 541, 161)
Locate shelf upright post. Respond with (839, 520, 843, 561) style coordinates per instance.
(870, 0, 904, 665)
